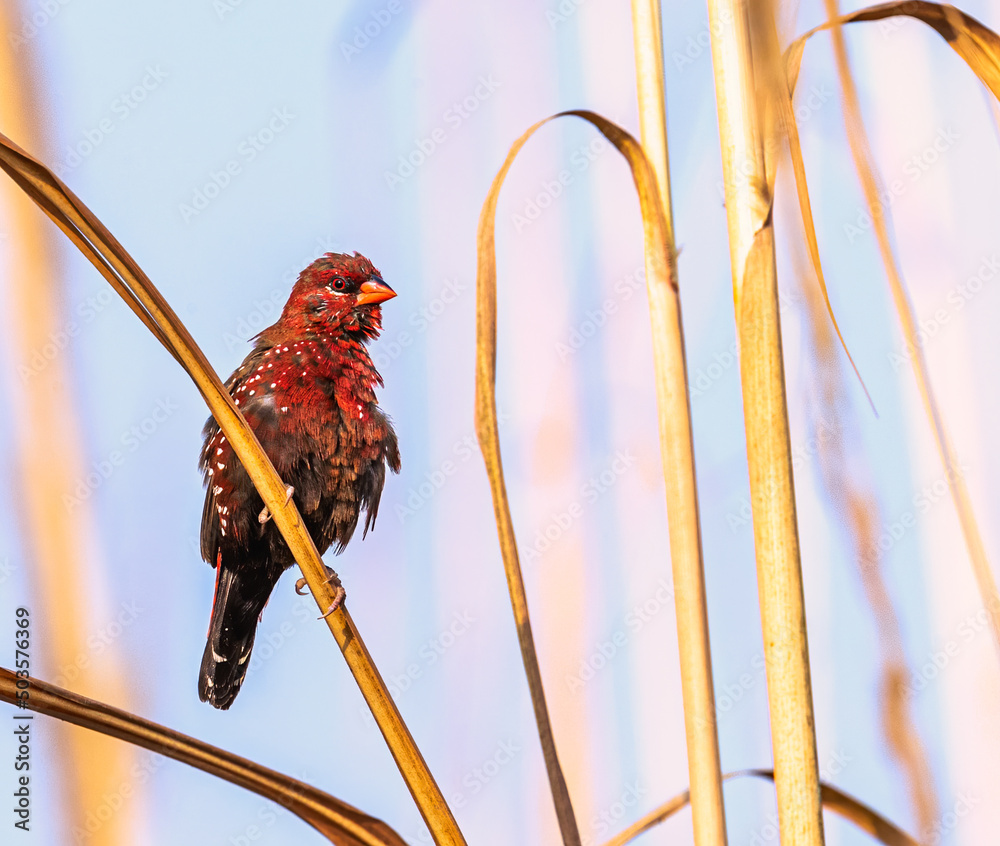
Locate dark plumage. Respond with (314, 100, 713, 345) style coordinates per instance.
(198, 252, 400, 709)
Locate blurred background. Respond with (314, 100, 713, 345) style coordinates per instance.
(0, 0, 998, 843)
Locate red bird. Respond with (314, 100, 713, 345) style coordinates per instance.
(198, 252, 400, 709)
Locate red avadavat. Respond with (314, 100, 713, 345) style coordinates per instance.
(197, 253, 400, 709)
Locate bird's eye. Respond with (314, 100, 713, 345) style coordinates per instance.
(330, 277, 346, 292)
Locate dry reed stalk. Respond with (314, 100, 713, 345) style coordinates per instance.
(629, 1, 727, 843)
(705, 0, 825, 842)
(0, 10, 136, 842)
(0, 133, 465, 846)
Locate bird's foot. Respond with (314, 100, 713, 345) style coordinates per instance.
(294, 564, 346, 618)
(259, 486, 295, 524)
(319, 582, 347, 618)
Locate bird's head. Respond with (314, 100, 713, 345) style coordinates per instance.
(276, 252, 396, 342)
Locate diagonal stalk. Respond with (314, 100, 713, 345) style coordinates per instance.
(630, 1, 728, 843)
(0, 133, 464, 846)
(706, 0, 825, 843)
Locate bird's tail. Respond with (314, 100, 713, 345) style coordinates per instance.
(199, 562, 276, 710)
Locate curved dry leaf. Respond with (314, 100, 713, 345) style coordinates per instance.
(790, 2, 1000, 98)
(783, 0, 1000, 659)
(757, 12, 876, 412)
(476, 109, 674, 846)
(600, 769, 919, 846)
(0, 132, 464, 844)
(0, 669, 405, 846)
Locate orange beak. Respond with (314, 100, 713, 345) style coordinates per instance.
(355, 276, 396, 306)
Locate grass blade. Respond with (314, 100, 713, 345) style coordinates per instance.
(0, 132, 464, 845)
(0, 668, 407, 846)
(476, 109, 693, 846)
(600, 769, 919, 846)
(630, 2, 728, 843)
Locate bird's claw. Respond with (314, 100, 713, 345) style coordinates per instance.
(294, 566, 345, 616)
(318, 567, 344, 618)
(259, 486, 294, 525)
(319, 584, 347, 619)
